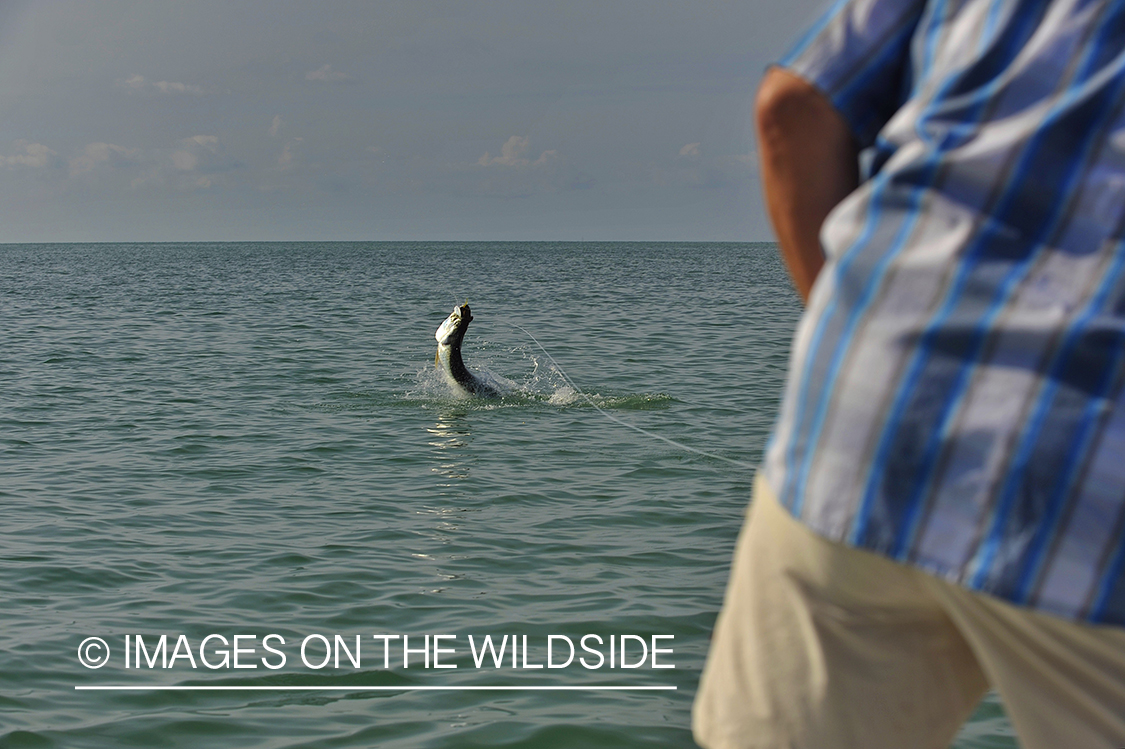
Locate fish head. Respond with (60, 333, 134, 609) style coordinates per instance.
(435, 303, 473, 345)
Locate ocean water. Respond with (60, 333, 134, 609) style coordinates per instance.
(1, 242, 1016, 748)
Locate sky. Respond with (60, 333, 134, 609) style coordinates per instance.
(0, 0, 828, 242)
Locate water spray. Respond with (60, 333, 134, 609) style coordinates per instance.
(504, 321, 755, 470)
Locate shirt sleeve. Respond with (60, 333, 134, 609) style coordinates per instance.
(779, 0, 928, 147)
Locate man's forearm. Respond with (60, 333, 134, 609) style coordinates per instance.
(755, 68, 859, 302)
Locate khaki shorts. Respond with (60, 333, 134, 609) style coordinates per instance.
(693, 473, 1125, 749)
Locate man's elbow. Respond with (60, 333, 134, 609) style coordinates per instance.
(755, 68, 833, 142)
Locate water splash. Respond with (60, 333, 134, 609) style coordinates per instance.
(504, 321, 755, 470)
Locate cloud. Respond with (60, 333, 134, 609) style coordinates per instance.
(0, 134, 251, 195)
(121, 135, 238, 190)
(118, 74, 146, 90)
(171, 151, 198, 171)
(268, 115, 283, 138)
(159, 135, 235, 189)
(171, 135, 217, 170)
(479, 135, 529, 166)
(115, 74, 205, 95)
(652, 146, 758, 189)
(153, 81, 204, 95)
(60, 135, 244, 191)
(305, 64, 351, 82)
(469, 136, 587, 197)
(278, 137, 303, 167)
(533, 150, 560, 166)
(0, 141, 59, 169)
(679, 142, 701, 158)
(169, 136, 226, 176)
(69, 142, 140, 176)
(478, 136, 557, 168)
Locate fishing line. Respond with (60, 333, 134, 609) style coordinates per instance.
(504, 322, 755, 470)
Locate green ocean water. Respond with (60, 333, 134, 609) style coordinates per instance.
(1, 242, 1016, 748)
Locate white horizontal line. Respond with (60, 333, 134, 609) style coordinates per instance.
(75, 685, 676, 692)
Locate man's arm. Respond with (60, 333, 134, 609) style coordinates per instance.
(755, 67, 860, 302)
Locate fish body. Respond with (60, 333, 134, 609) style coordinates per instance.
(435, 304, 500, 397)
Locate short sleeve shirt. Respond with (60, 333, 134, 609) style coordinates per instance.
(765, 0, 1125, 625)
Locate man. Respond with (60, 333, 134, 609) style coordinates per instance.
(694, 0, 1125, 746)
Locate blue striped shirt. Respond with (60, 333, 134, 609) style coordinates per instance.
(765, 0, 1125, 625)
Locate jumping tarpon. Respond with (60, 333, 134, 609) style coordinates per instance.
(435, 304, 500, 397)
